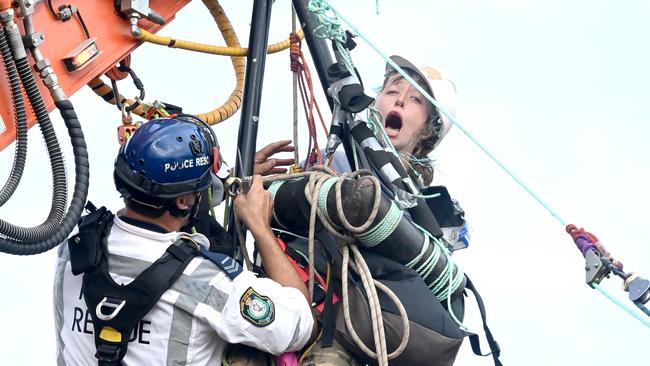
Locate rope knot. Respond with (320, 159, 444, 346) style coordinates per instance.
(308, 148, 320, 165)
(289, 32, 302, 73)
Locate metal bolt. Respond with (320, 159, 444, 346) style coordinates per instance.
(35, 59, 51, 72)
(0, 10, 15, 23)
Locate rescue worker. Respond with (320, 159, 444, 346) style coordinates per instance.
(54, 116, 315, 365)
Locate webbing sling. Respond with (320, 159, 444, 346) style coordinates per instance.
(464, 276, 503, 366)
(82, 237, 199, 365)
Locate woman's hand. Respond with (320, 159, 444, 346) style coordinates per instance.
(253, 140, 295, 176)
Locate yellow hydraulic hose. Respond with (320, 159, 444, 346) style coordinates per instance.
(135, 24, 304, 57)
(197, 0, 244, 125)
(88, 0, 271, 125)
(87, 1, 303, 125)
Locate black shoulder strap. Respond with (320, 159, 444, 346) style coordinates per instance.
(464, 276, 503, 366)
(82, 236, 200, 365)
(69, 205, 114, 276)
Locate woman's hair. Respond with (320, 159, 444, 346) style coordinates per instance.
(380, 69, 437, 186)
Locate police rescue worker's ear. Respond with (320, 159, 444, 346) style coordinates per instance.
(174, 194, 195, 212)
(172, 193, 202, 221)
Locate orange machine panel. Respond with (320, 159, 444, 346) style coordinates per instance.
(0, 0, 190, 151)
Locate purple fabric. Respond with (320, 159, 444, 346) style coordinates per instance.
(274, 352, 299, 366)
(575, 234, 596, 255)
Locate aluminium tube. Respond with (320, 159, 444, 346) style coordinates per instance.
(226, 0, 273, 239)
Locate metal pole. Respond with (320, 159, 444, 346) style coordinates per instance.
(226, 0, 273, 236)
(292, 0, 358, 169)
(292, 0, 335, 109)
(235, 0, 273, 177)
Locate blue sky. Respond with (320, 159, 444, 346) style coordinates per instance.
(0, 1, 648, 364)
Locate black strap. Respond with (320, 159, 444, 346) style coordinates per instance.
(83, 238, 199, 365)
(319, 266, 336, 348)
(69, 206, 114, 276)
(464, 276, 503, 366)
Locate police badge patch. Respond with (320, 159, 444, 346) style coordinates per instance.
(240, 287, 275, 327)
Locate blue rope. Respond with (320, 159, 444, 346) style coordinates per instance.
(268, 181, 287, 229)
(592, 284, 650, 328)
(406, 234, 430, 268)
(317, 177, 339, 226)
(307, 0, 356, 77)
(416, 239, 440, 277)
(268, 180, 284, 200)
(357, 201, 403, 247)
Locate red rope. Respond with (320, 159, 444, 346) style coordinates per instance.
(290, 32, 327, 169)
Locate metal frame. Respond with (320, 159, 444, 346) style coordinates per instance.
(226, 0, 337, 237)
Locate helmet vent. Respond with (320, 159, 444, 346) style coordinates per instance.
(189, 138, 204, 155)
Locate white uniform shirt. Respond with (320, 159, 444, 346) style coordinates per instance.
(54, 216, 313, 365)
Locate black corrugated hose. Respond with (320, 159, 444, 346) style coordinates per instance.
(0, 41, 89, 254)
(0, 98, 89, 254)
(0, 28, 27, 206)
(0, 55, 68, 243)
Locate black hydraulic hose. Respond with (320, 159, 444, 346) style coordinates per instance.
(0, 99, 88, 255)
(0, 56, 67, 243)
(0, 28, 27, 206)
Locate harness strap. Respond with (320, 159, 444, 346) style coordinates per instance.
(464, 276, 503, 366)
(83, 237, 199, 366)
(319, 267, 336, 348)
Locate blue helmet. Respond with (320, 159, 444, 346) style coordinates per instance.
(114, 117, 221, 200)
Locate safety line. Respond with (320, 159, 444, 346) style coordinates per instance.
(593, 284, 650, 328)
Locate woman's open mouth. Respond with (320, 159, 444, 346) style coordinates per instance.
(384, 111, 403, 138)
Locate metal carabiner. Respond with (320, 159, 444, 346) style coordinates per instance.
(96, 297, 126, 321)
(121, 102, 132, 125)
(225, 176, 242, 198)
(224, 176, 252, 197)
